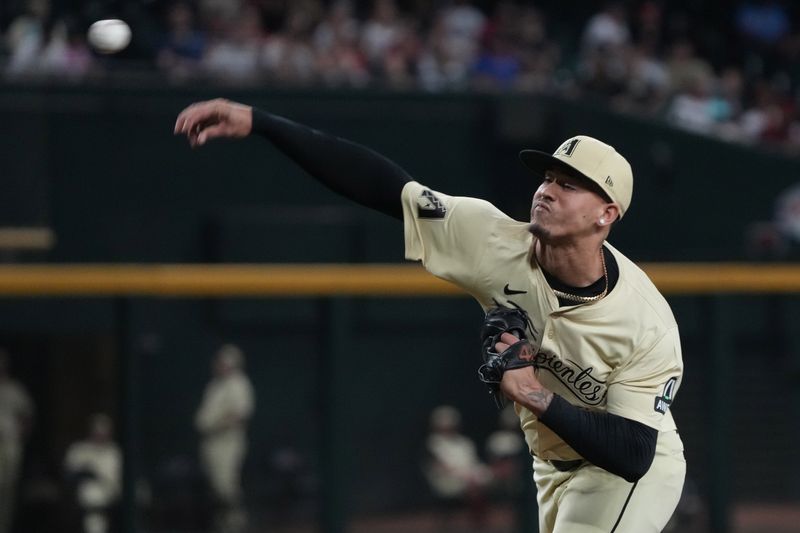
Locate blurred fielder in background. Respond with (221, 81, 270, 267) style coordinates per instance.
(63, 413, 122, 533)
(175, 99, 686, 532)
(0, 350, 34, 533)
(423, 405, 491, 527)
(195, 344, 255, 533)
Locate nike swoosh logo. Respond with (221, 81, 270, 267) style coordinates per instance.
(504, 284, 527, 295)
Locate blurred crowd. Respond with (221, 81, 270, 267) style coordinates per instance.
(2, 0, 800, 152)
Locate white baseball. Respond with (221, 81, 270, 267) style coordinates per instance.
(87, 19, 132, 54)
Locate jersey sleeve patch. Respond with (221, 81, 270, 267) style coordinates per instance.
(417, 189, 447, 219)
(654, 377, 678, 414)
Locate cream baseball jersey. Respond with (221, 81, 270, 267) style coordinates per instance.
(401, 181, 683, 461)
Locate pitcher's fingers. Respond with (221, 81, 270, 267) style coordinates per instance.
(175, 114, 198, 135)
(500, 332, 520, 344)
(174, 113, 185, 134)
(175, 102, 211, 134)
(197, 124, 226, 145)
(174, 105, 197, 133)
(495, 341, 510, 352)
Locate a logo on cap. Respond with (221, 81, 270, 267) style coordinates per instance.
(556, 138, 580, 157)
(605, 176, 614, 187)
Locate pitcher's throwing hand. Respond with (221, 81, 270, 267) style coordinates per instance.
(174, 99, 253, 147)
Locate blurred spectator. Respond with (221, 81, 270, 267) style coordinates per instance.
(381, 24, 419, 89)
(199, 0, 243, 31)
(615, 44, 670, 114)
(666, 39, 714, 95)
(662, 60, 745, 139)
(360, 0, 405, 73)
(313, 0, 358, 52)
(314, 1, 369, 88)
(195, 344, 254, 533)
(740, 80, 774, 141)
(471, 31, 520, 91)
(633, 0, 664, 54)
(203, 4, 267, 85)
(579, 42, 628, 98)
(745, 181, 800, 260)
(5, 0, 51, 77)
(759, 75, 795, 144)
(712, 67, 746, 139)
(578, 2, 631, 100)
(480, 1, 518, 48)
(39, 16, 92, 80)
(439, 0, 485, 70)
(0, 350, 34, 533)
(417, 11, 470, 91)
(739, 78, 796, 145)
(667, 70, 717, 134)
(422, 405, 491, 528)
(735, 0, 790, 48)
(156, 1, 206, 83)
(581, 2, 630, 54)
(263, 1, 319, 85)
(514, 6, 560, 92)
(63, 413, 122, 533)
(775, 183, 800, 245)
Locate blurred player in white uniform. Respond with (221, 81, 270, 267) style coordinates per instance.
(64, 413, 122, 533)
(423, 405, 491, 525)
(195, 344, 254, 533)
(176, 100, 686, 532)
(0, 350, 34, 533)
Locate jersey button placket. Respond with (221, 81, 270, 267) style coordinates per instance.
(540, 320, 555, 347)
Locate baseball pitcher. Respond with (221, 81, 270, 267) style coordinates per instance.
(175, 100, 686, 532)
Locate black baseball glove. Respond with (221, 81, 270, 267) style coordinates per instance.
(478, 305, 538, 409)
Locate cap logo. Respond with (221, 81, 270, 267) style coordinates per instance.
(556, 138, 580, 157)
(605, 176, 614, 187)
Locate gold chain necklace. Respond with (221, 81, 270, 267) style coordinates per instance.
(551, 249, 608, 304)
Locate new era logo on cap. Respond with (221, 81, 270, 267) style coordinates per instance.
(519, 135, 634, 218)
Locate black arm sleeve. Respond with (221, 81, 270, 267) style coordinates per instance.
(251, 108, 412, 220)
(538, 395, 658, 482)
